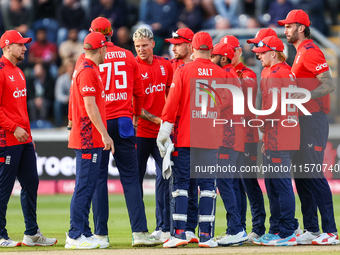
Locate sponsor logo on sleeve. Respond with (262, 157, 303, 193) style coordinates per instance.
(315, 62, 328, 71)
(82, 86, 96, 92)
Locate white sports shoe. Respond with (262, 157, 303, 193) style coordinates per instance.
(132, 232, 161, 247)
(186, 231, 199, 243)
(22, 229, 57, 246)
(160, 232, 171, 243)
(151, 230, 162, 240)
(312, 233, 339, 245)
(0, 238, 21, 247)
(65, 233, 100, 249)
(198, 235, 217, 248)
(246, 232, 260, 244)
(87, 235, 109, 248)
(296, 230, 320, 245)
(295, 225, 303, 236)
(163, 233, 188, 248)
(94, 234, 110, 246)
(215, 232, 227, 241)
(217, 229, 248, 246)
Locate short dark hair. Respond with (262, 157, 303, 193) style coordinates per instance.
(84, 43, 100, 53)
(297, 23, 311, 39)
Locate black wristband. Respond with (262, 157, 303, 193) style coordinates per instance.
(67, 126, 72, 130)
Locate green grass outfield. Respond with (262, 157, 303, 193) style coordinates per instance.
(2, 193, 340, 253)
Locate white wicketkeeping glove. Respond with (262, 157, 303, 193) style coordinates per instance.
(156, 121, 173, 158)
(162, 140, 174, 179)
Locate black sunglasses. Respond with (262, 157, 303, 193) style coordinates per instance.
(172, 31, 191, 42)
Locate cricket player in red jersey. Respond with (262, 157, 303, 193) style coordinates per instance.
(278, 9, 338, 245)
(219, 35, 264, 243)
(158, 32, 228, 248)
(164, 27, 200, 244)
(165, 28, 194, 72)
(247, 29, 303, 245)
(247, 28, 283, 79)
(210, 43, 248, 246)
(252, 36, 300, 246)
(66, 32, 114, 249)
(75, 17, 156, 247)
(0, 30, 57, 248)
(133, 27, 173, 242)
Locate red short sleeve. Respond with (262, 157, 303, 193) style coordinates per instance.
(78, 69, 100, 97)
(303, 48, 329, 76)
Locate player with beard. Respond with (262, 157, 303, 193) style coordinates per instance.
(0, 30, 57, 248)
(210, 43, 248, 246)
(165, 28, 194, 72)
(219, 35, 263, 243)
(278, 9, 338, 245)
(158, 32, 228, 248)
(164, 28, 199, 244)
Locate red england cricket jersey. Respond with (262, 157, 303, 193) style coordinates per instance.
(170, 58, 187, 148)
(220, 64, 245, 152)
(170, 58, 185, 73)
(260, 62, 291, 110)
(136, 55, 173, 138)
(0, 56, 32, 146)
(68, 58, 107, 149)
(162, 58, 227, 149)
(291, 39, 330, 114)
(235, 62, 259, 144)
(77, 47, 145, 120)
(259, 62, 300, 151)
(261, 62, 291, 79)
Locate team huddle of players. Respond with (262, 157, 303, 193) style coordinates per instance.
(1, 7, 337, 250)
(67, 9, 338, 249)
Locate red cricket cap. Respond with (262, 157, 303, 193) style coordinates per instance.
(192, 32, 213, 50)
(90, 17, 113, 36)
(83, 32, 113, 50)
(251, 36, 284, 53)
(165, 28, 194, 44)
(278, 9, 310, 27)
(247, 28, 277, 44)
(0, 30, 32, 49)
(219, 35, 240, 48)
(211, 43, 235, 60)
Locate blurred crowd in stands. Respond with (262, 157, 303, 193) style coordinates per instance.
(0, 0, 338, 128)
